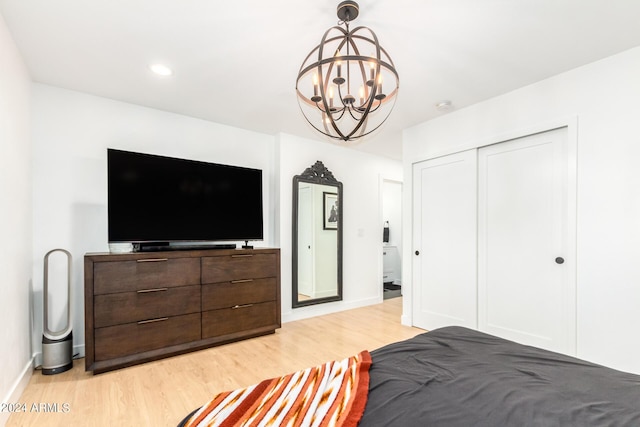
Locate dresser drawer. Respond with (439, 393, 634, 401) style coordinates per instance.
(201, 278, 276, 311)
(94, 313, 201, 361)
(201, 253, 277, 284)
(94, 257, 200, 294)
(94, 285, 201, 328)
(202, 301, 277, 339)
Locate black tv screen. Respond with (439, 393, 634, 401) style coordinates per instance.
(107, 149, 263, 244)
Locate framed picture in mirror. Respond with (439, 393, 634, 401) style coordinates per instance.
(323, 192, 338, 230)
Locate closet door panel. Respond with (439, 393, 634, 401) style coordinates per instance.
(412, 150, 477, 330)
(478, 127, 574, 355)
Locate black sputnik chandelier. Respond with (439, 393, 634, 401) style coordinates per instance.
(296, 1, 399, 142)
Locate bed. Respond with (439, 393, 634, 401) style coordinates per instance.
(179, 326, 640, 426)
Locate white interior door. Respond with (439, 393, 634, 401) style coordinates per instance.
(297, 185, 314, 297)
(412, 150, 477, 330)
(478, 127, 575, 355)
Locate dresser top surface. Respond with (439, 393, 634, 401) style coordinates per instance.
(86, 247, 280, 261)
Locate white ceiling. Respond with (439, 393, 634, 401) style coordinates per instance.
(2, 0, 640, 160)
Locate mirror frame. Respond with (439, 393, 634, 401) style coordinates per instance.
(292, 161, 343, 308)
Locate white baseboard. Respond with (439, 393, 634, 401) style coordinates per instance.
(1, 357, 35, 427)
(401, 314, 412, 327)
(281, 296, 381, 323)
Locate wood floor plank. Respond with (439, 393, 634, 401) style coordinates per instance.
(8, 298, 423, 427)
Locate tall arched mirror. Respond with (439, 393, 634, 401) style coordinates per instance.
(292, 161, 342, 307)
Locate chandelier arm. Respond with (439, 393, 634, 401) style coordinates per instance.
(346, 104, 370, 138)
(366, 100, 383, 113)
(336, 82, 347, 108)
(330, 107, 347, 122)
(348, 77, 395, 138)
(324, 105, 348, 140)
(299, 93, 396, 141)
(346, 106, 362, 121)
(344, 90, 375, 138)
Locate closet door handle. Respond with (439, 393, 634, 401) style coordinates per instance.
(555, 257, 565, 264)
(415, 250, 420, 256)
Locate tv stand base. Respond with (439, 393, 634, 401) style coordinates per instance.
(133, 242, 237, 252)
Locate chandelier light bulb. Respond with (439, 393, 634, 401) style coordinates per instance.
(369, 58, 375, 82)
(329, 86, 335, 108)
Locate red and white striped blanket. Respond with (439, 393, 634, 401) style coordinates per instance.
(183, 350, 371, 427)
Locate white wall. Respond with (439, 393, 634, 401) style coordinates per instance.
(30, 84, 276, 362)
(312, 183, 339, 298)
(403, 46, 640, 374)
(0, 12, 32, 424)
(276, 133, 403, 322)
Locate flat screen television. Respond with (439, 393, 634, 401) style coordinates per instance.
(107, 149, 263, 249)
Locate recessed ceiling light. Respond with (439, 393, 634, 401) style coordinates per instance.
(435, 100, 453, 112)
(149, 63, 173, 76)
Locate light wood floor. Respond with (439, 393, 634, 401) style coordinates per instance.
(8, 298, 423, 427)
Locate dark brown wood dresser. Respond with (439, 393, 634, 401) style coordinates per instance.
(84, 248, 280, 374)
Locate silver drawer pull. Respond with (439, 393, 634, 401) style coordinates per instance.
(231, 254, 253, 258)
(137, 288, 168, 294)
(231, 279, 253, 284)
(232, 304, 254, 309)
(137, 258, 168, 263)
(137, 317, 169, 325)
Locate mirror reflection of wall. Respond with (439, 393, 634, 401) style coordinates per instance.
(292, 161, 342, 308)
(382, 179, 402, 299)
(297, 183, 338, 301)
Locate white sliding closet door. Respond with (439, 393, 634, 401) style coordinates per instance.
(412, 150, 477, 330)
(478, 127, 575, 355)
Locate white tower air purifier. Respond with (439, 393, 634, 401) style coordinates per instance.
(42, 248, 73, 375)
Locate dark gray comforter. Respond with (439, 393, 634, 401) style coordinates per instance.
(360, 326, 640, 426)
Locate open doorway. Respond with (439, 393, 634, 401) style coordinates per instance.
(382, 179, 402, 299)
